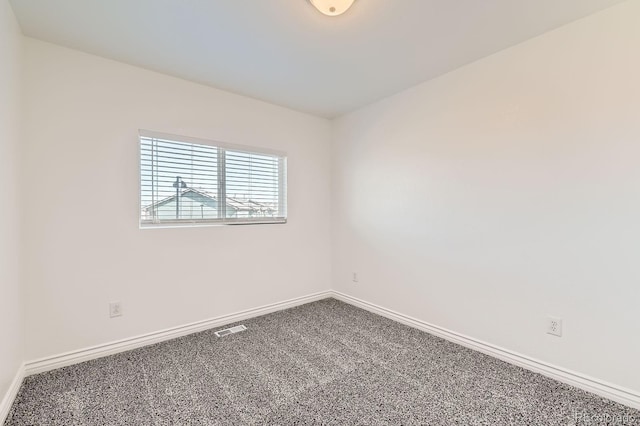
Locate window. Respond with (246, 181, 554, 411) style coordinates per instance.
(140, 131, 287, 227)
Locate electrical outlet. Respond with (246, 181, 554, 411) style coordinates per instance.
(352, 272, 358, 283)
(547, 316, 562, 337)
(109, 302, 123, 318)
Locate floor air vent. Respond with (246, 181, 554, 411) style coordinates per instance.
(214, 324, 247, 337)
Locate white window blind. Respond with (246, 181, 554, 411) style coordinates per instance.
(140, 131, 287, 227)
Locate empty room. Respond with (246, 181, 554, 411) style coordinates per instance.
(1, 0, 639, 424)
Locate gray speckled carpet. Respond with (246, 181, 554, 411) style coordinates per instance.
(5, 299, 639, 425)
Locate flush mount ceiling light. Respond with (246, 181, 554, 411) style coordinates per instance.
(309, 0, 356, 16)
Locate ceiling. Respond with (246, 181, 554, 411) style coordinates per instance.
(10, 0, 626, 118)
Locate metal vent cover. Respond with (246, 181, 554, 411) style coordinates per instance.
(214, 324, 247, 337)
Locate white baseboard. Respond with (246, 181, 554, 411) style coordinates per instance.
(25, 291, 332, 376)
(19, 289, 640, 411)
(0, 363, 25, 424)
(331, 291, 640, 410)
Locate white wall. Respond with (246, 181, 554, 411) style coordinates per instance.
(332, 1, 640, 393)
(22, 39, 332, 360)
(0, 0, 24, 401)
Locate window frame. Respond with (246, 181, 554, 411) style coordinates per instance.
(138, 130, 287, 229)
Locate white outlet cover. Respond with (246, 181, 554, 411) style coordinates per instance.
(109, 302, 123, 318)
(547, 316, 562, 337)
